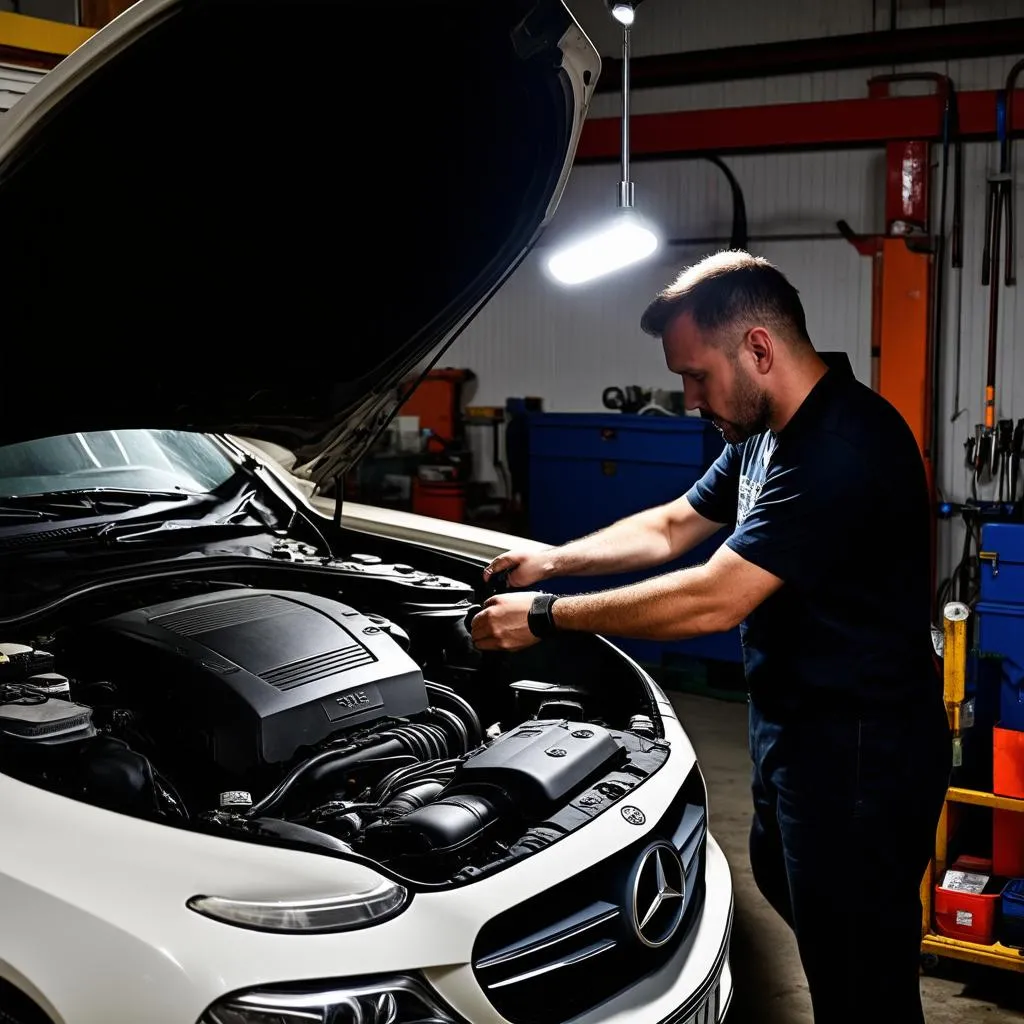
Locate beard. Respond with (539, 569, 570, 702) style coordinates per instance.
(705, 365, 772, 444)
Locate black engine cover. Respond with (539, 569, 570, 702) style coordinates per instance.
(449, 719, 625, 817)
(76, 589, 427, 774)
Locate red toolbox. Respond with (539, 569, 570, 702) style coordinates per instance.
(993, 726, 1024, 799)
(934, 884, 1001, 945)
(994, 811, 1024, 877)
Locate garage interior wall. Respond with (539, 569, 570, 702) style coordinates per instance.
(0, 0, 77, 23)
(446, 0, 1024, 590)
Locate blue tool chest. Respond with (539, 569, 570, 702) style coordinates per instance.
(526, 412, 741, 665)
(976, 522, 1024, 730)
(979, 523, 1024, 605)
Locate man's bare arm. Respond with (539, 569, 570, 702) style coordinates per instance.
(552, 544, 782, 640)
(485, 496, 724, 587)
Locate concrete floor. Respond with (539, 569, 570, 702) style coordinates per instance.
(669, 693, 1024, 1023)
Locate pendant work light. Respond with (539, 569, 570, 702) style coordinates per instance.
(546, 0, 659, 286)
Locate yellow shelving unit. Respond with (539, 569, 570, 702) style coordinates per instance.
(919, 606, 1024, 973)
(0, 11, 94, 60)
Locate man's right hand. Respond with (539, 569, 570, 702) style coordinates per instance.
(483, 548, 556, 589)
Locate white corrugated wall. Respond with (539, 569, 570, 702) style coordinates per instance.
(446, 0, 1024, 591)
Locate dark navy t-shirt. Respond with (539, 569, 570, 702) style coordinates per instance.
(685, 364, 939, 716)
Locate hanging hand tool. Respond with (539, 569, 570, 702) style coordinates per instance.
(979, 60, 1024, 444)
(1005, 60, 1024, 287)
(967, 423, 992, 494)
(996, 419, 1014, 501)
(1010, 419, 1024, 504)
(950, 81, 967, 423)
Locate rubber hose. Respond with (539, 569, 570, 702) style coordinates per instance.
(249, 738, 406, 818)
(706, 156, 749, 251)
(427, 705, 470, 755)
(426, 681, 484, 748)
(383, 780, 448, 817)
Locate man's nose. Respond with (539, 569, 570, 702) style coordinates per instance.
(682, 380, 702, 412)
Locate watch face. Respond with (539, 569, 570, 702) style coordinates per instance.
(528, 594, 558, 638)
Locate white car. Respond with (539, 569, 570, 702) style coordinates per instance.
(0, 2, 733, 1023)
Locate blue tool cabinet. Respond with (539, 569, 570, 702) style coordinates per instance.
(526, 412, 741, 666)
(977, 522, 1024, 730)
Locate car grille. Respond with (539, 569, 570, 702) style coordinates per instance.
(471, 766, 708, 1024)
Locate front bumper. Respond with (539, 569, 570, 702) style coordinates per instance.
(1, 674, 733, 1024)
(194, 834, 734, 1024)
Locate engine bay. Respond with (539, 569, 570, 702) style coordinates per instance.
(0, 546, 669, 886)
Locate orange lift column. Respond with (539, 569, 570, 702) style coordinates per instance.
(878, 235, 934, 482)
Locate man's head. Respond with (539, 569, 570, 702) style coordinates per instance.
(640, 251, 815, 444)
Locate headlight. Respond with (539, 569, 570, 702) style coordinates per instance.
(187, 879, 408, 933)
(200, 975, 459, 1024)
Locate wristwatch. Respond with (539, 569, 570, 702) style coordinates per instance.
(527, 593, 561, 638)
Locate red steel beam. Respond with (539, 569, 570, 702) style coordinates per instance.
(576, 89, 1024, 162)
(595, 19, 1024, 93)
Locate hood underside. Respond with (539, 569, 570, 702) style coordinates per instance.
(0, 0, 598, 484)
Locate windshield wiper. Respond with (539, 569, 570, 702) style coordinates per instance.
(98, 489, 279, 545)
(0, 506, 61, 522)
(0, 489, 191, 519)
(99, 520, 272, 545)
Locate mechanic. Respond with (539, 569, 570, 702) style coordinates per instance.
(472, 250, 951, 1024)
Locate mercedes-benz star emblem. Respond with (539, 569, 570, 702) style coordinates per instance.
(627, 841, 686, 948)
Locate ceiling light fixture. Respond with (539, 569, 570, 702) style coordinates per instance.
(547, 0, 658, 286)
(610, 3, 636, 26)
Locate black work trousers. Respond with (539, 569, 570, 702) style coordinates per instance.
(748, 697, 951, 1024)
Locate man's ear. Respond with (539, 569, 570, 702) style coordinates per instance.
(746, 327, 774, 376)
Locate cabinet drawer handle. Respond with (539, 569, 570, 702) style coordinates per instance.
(602, 461, 617, 476)
(600, 428, 617, 441)
(979, 551, 1000, 577)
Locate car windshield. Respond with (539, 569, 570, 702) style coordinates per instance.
(0, 430, 236, 498)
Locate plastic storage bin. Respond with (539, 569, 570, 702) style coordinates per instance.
(934, 883, 1001, 945)
(999, 878, 1024, 948)
(993, 726, 1024, 799)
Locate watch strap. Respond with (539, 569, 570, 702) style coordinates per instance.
(527, 593, 560, 638)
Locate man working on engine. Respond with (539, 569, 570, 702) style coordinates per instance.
(471, 251, 951, 1024)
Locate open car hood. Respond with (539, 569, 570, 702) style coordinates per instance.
(0, 0, 598, 487)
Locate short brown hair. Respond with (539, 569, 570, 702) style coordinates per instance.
(640, 250, 811, 346)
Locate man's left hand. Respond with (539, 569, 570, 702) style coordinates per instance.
(471, 592, 541, 652)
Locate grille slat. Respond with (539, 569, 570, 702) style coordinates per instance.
(487, 938, 618, 990)
(476, 903, 620, 970)
(672, 803, 707, 854)
(263, 644, 375, 690)
(152, 594, 291, 636)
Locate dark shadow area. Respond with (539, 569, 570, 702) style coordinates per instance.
(921, 957, 1024, 1015)
(724, 896, 806, 1023)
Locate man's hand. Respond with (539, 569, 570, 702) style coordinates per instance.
(483, 548, 555, 589)
(471, 592, 541, 652)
